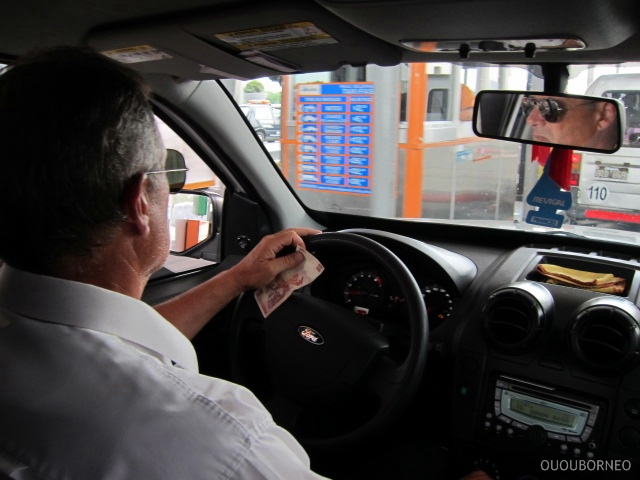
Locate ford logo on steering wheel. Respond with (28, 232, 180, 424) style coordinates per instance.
(298, 326, 324, 345)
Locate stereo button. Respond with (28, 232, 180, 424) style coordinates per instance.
(512, 420, 528, 430)
(624, 399, 640, 420)
(528, 425, 547, 446)
(548, 432, 566, 442)
(581, 426, 593, 442)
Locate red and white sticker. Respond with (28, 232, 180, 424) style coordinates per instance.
(215, 22, 337, 52)
(101, 45, 172, 64)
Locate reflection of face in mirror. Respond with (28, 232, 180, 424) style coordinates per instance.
(522, 95, 619, 150)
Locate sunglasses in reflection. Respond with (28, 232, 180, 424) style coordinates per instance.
(521, 97, 597, 123)
(146, 149, 188, 193)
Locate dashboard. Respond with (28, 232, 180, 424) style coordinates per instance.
(448, 243, 640, 479)
(147, 227, 640, 479)
(304, 228, 640, 479)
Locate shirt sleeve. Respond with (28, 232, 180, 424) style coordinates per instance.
(171, 368, 330, 480)
(234, 422, 330, 480)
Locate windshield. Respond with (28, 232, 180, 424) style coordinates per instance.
(223, 63, 640, 244)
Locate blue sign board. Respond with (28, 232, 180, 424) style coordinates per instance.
(322, 125, 346, 134)
(296, 83, 373, 195)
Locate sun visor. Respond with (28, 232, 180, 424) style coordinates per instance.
(87, 2, 401, 80)
(88, 23, 280, 80)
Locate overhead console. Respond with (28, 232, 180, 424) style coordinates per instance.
(451, 245, 640, 479)
(316, 0, 639, 63)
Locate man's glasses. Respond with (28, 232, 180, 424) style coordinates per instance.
(146, 149, 188, 193)
(521, 97, 596, 123)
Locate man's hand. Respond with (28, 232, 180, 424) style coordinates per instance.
(230, 228, 321, 292)
(155, 227, 321, 339)
(459, 471, 494, 480)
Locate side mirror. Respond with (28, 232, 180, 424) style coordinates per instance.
(473, 91, 623, 153)
(168, 192, 214, 252)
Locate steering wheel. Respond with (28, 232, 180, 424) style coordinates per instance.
(229, 232, 428, 449)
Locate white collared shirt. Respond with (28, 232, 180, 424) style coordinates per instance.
(0, 265, 328, 480)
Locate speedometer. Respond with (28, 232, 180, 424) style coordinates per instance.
(343, 271, 385, 314)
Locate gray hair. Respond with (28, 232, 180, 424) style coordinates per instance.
(0, 46, 164, 274)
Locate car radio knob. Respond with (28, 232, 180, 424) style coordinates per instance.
(527, 425, 547, 446)
(472, 458, 501, 479)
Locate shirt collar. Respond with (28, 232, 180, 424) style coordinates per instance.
(0, 264, 198, 372)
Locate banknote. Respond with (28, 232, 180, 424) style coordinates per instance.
(254, 246, 324, 317)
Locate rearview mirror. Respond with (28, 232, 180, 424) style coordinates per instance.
(473, 91, 622, 153)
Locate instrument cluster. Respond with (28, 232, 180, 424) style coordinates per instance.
(313, 258, 457, 330)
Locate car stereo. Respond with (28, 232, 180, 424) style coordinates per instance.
(478, 375, 605, 460)
(501, 388, 590, 436)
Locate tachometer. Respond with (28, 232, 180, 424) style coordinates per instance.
(343, 271, 385, 314)
(423, 284, 454, 325)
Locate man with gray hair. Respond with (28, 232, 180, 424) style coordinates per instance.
(0, 46, 323, 479)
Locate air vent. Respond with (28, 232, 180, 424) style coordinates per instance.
(570, 298, 640, 374)
(482, 282, 553, 353)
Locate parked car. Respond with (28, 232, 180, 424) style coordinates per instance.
(3, 0, 640, 479)
(240, 101, 281, 142)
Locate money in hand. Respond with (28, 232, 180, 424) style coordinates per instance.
(254, 246, 324, 317)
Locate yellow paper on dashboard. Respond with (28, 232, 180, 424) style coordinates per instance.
(536, 264, 626, 293)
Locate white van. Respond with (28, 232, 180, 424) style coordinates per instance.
(575, 74, 640, 227)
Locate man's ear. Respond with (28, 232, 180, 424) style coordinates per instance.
(122, 173, 151, 236)
(597, 102, 618, 129)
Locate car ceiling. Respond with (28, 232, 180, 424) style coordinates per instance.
(1, 0, 640, 80)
